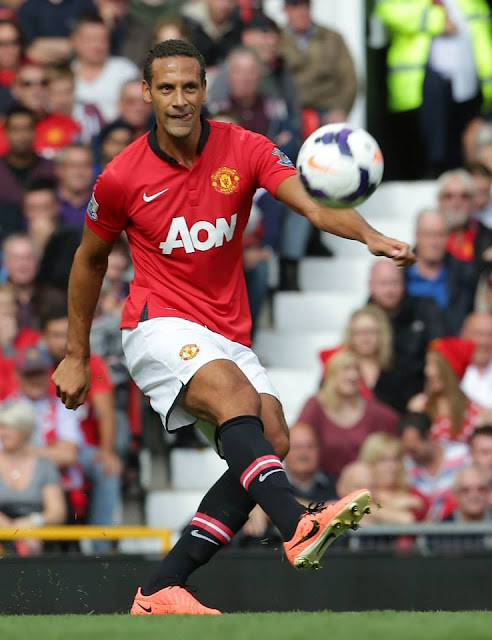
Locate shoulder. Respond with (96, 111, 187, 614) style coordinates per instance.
(106, 56, 139, 74)
(366, 396, 399, 422)
(445, 441, 470, 463)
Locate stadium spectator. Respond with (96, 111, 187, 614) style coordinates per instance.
(461, 312, 492, 409)
(9, 63, 48, 118)
(335, 460, 374, 499)
(0, 282, 40, 358)
(18, 0, 94, 65)
(0, 19, 24, 89)
(42, 307, 122, 548)
(280, 0, 357, 136)
(359, 432, 429, 524)
(368, 259, 446, 400)
(153, 15, 190, 45)
(22, 178, 61, 257)
(182, 0, 243, 69)
(405, 209, 479, 335)
(207, 12, 301, 132)
(437, 169, 477, 262)
(0, 106, 55, 205)
(408, 337, 489, 443)
(45, 64, 104, 145)
(294, 349, 398, 480)
(113, 79, 153, 139)
(375, 0, 492, 177)
(467, 162, 492, 270)
(470, 426, 492, 488)
(400, 411, 469, 520)
(93, 121, 135, 173)
(0, 399, 66, 554)
(55, 144, 94, 229)
(1, 234, 38, 330)
(331, 303, 410, 412)
(284, 422, 336, 504)
(71, 12, 139, 123)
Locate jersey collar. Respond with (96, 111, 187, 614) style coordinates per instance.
(147, 115, 210, 164)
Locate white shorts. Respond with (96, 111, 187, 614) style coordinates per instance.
(122, 317, 279, 432)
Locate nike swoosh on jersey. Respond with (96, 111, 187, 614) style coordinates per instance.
(258, 468, 284, 483)
(143, 188, 169, 202)
(191, 529, 219, 545)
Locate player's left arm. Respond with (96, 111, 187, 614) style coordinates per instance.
(275, 174, 415, 266)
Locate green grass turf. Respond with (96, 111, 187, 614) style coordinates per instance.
(0, 611, 491, 640)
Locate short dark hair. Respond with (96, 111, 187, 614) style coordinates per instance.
(143, 39, 206, 87)
(40, 303, 68, 331)
(24, 177, 57, 199)
(470, 425, 492, 444)
(465, 161, 492, 180)
(398, 412, 432, 437)
(72, 11, 107, 33)
(5, 104, 35, 127)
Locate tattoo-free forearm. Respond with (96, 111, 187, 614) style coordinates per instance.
(66, 245, 108, 359)
(306, 205, 383, 245)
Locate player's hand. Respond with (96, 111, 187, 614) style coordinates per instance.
(93, 449, 123, 476)
(52, 356, 91, 410)
(366, 233, 415, 267)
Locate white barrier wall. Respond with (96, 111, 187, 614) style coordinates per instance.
(264, 0, 366, 128)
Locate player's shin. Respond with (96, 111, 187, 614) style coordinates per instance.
(219, 415, 305, 541)
(141, 470, 254, 595)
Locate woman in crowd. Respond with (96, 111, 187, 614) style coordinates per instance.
(294, 349, 398, 481)
(0, 399, 66, 554)
(358, 432, 429, 523)
(408, 337, 490, 442)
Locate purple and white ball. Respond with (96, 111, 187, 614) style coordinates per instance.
(296, 123, 384, 208)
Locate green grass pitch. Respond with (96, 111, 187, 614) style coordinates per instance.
(1, 611, 491, 640)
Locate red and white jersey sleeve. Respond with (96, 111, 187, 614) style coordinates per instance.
(86, 166, 129, 242)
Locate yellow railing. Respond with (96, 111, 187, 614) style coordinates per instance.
(0, 526, 172, 552)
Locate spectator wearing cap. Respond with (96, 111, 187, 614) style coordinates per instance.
(280, 0, 357, 137)
(405, 209, 479, 335)
(0, 106, 55, 205)
(71, 12, 139, 124)
(207, 11, 301, 133)
(0, 399, 66, 546)
(461, 312, 492, 410)
(400, 411, 469, 521)
(408, 337, 491, 443)
(294, 349, 398, 481)
(181, 0, 243, 69)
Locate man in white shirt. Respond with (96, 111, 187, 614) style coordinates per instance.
(71, 12, 139, 123)
(461, 311, 492, 409)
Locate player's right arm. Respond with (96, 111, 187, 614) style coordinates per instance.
(52, 226, 114, 410)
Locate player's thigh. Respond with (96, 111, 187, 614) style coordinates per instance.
(260, 393, 290, 460)
(181, 359, 261, 425)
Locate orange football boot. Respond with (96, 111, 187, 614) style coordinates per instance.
(284, 489, 372, 570)
(130, 586, 221, 615)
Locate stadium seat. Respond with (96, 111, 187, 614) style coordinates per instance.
(145, 489, 204, 531)
(265, 367, 320, 425)
(169, 448, 228, 490)
(273, 291, 366, 331)
(358, 180, 436, 221)
(254, 329, 340, 368)
(300, 256, 374, 292)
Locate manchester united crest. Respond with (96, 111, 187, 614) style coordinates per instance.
(211, 166, 240, 194)
(179, 344, 200, 361)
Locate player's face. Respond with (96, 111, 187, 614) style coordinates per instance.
(143, 56, 206, 140)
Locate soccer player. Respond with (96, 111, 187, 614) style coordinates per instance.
(52, 40, 415, 615)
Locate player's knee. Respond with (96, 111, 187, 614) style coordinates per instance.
(219, 382, 261, 424)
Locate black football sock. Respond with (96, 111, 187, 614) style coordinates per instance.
(219, 415, 305, 541)
(142, 469, 255, 595)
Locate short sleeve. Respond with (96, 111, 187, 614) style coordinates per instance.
(37, 457, 61, 486)
(85, 166, 128, 242)
(243, 130, 298, 196)
(89, 354, 114, 394)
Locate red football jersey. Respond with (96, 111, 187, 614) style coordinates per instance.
(86, 118, 297, 346)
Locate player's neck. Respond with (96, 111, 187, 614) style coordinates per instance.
(155, 122, 202, 169)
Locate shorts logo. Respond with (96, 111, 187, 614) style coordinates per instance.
(211, 166, 240, 194)
(179, 344, 200, 360)
(87, 193, 99, 221)
(272, 147, 294, 167)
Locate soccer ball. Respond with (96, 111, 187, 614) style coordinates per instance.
(296, 123, 384, 208)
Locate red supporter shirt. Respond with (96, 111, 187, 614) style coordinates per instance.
(86, 118, 297, 346)
(48, 353, 113, 447)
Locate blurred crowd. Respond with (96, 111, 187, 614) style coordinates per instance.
(0, 0, 492, 555)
